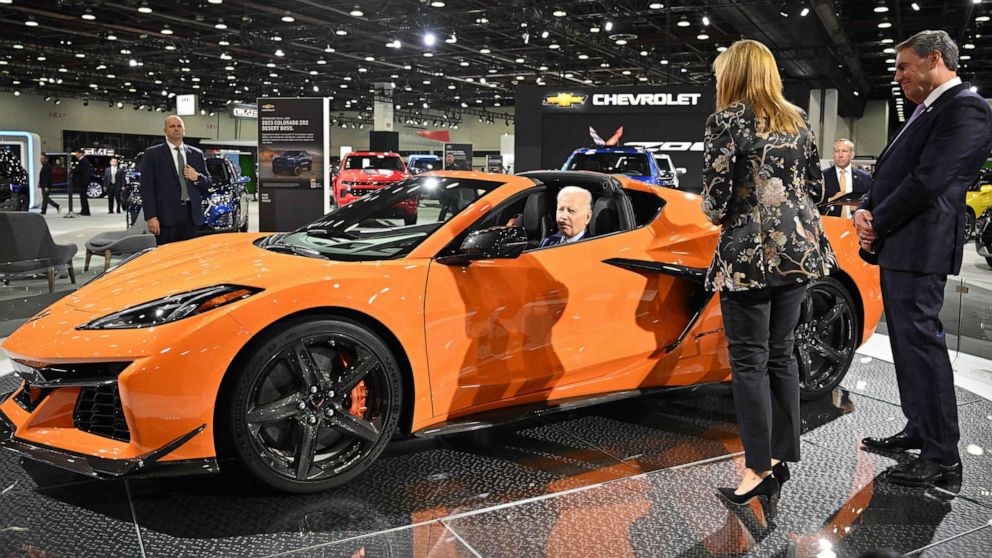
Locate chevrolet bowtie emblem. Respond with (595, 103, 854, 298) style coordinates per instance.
(543, 92, 587, 108)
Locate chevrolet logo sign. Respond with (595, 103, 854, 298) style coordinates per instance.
(543, 92, 587, 108)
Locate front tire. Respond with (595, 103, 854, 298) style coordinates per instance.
(87, 181, 105, 198)
(225, 317, 402, 493)
(795, 277, 859, 400)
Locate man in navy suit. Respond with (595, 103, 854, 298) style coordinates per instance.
(855, 30, 992, 487)
(104, 157, 125, 214)
(821, 139, 871, 217)
(139, 115, 211, 244)
(539, 186, 592, 247)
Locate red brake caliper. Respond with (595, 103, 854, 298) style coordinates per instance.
(339, 352, 368, 417)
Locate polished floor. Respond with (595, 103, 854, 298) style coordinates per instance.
(2, 197, 992, 557)
(1, 355, 991, 557)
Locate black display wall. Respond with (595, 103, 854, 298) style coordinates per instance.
(62, 130, 203, 158)
(515, 84, 811, 193)
(369, 131, 399, 152)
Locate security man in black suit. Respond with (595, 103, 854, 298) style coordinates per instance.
(821, 139, 871, 217)
(104, 157, 125, 214)
(139, 116, 211, 245)
(855, 30, 992, 487)
(70, 148, 91, 215)
(39, 154, 60, 214)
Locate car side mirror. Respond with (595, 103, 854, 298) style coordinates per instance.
(677, 168, 687, 175)
(438, 226, 528, 265)
(981, 184, 992, 193)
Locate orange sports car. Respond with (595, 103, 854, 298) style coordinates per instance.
(0, 171, 882, 493)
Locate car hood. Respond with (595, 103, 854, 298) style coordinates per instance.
(338, 169, 406, 182)
(61, 233, 329, 315)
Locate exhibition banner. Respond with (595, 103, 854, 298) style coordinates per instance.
(515, 86, 713, 192)
(257, 97, 329, 231)
(444, 143, 473, 171)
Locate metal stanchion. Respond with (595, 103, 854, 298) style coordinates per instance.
(64, 158, 76, 218)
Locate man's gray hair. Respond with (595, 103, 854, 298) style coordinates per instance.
(557, 186, 593, 211)
(834, 138, 854, 149)
(896, 30, 959, 72)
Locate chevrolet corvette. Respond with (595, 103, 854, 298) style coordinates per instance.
(0, 170, 881, 493)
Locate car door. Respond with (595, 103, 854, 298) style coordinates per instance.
(422, 187, 686, 417)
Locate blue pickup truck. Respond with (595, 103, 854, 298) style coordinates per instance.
(562, 146, 670, 186)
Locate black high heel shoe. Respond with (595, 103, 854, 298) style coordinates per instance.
(773, 462, 790, 486)
(718, 474, 780, 506)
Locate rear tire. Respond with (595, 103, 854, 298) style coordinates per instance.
(224, 317, 402, 493)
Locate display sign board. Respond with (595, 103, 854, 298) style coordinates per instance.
(444, 143, 473, 171)
(486, 154, 503, 173)
(176, 94, 197, 116)
(230, 103, 258, 119)
(257, 97, 330, 230)
(514, 86, 713, 192)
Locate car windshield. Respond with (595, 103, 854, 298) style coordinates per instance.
(206, 159, 228, 180)
(344, 155, 404, 171)
(566, 152, 651, 175)
(262, 176, 504, 261)
(411, 159, 438, 172)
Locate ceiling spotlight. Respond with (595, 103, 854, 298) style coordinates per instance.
(208, 0, 223, 4)
(431, 1, 446, 6)
(911, 2, 920, 10)
(82, 9, 96, 20)
(702, 16, 710, 26)
(696, 32, 709, 40)
(282, 12, 295, 22)
(129, 59, 138, 67)
(423, 32, 436, 46)
(604, 21, 614, 32)
(161, 25, 173, 35)
(117, 101, 124, 108)
(649, 3, 664, 9)
(801, 7, 810, 16)
(541, 30, 550, 39)
(480, 46, 491, 54)
(553, 9, 566, 17)
(549, 43, 560, 49)
(445, 33, 457, 43)
(107, 34, 117, 40)
(874, 1, 889, 13)
(350, 6, 364, 17)
(335, 29, 347, 36)
(215, 20, 227, 29)
(677, 16, 690, 27)
(977, 15, 991, 22)
(590, 26, 600, 33)
(138, 1, 152, 13)
(878, 18, 892, 29)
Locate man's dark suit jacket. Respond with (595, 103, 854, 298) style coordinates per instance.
(858, 82, 992, 275)
(138, 142, 211, 226)
(821, 165, 871, 216)
(104, 165, 125, 192)
(70, 156, 91, 193)
(538, 230, 587, 247)
(39, 162, 52, 190)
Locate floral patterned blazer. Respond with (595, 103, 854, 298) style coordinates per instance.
(701, 102, 835, 292)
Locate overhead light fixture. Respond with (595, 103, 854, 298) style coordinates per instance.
(801, 7, 810, 16)
(215, 20, 227, 29)
(697, 32, 709, 40)
(677, 16, 690, 27)
(605, 20, 614, 32)
(431, 1, 446, 6)
(282, 12, 295, 22)
(553, 9, 566, 17)
(161, 25, 173, 35)
(335, 29, 347, 36)
(549, 43, 560, 49)
(350, 6, 363, 17)
(480, 46, 490, 54)
(423, 32, 436, 46)
(274, 49, 285, 56)
(138, 1, 153, 13)
(874, 1, 889, 13)
(208, 0, 223, 4)
(977, 15, 991, 22)
(325, 45, 335, 52)
(911, 2, 920, 10)
(445, 33, 457, 43)
(540, 30, 550, 39)
(107, 34, 117, 40)
(702, 16, 710, 26)
(878, 18, 892, 29)
(25, 18, 38, 27)
(649, 3, 664, 9)
(82, 9, 96, 20)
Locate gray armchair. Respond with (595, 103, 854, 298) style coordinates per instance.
(0, 212, 77, 292)
(84, 211, 157, 272)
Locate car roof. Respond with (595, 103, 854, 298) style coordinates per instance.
(346, 151, 401, 157)
(569, 146, 648, 155)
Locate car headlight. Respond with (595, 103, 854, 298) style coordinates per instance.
(79, 285, 261, 330)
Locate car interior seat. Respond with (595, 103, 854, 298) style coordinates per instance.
(579, 159, 602, 172)
(588, 196, 620, 237)
(517, 191, 551, 248)
(625, 158, 647, 175)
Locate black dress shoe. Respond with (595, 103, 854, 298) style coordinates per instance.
(773, 462, 790, 485)
(884, 458, 962, 487)
(862, 431, 923, 453)
(718, 474, 780, 506)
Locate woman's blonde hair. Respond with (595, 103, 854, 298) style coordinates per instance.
(713, 40, 805, 135)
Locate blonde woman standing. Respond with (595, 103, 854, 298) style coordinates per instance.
(701, 40, 835, 505)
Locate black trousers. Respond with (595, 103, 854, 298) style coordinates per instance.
(156, 202, 197, 245)
(40, 189, 59, 213)
(107, 185, 123, 213)
(75, 185, 90, 215)
(880, 268, 959, 465)
(720, 282, 806, 472)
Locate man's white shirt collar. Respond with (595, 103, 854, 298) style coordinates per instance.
(165, 138, 185, 150)
(922, 76, 962, 108)
(566, 231, 585, 243)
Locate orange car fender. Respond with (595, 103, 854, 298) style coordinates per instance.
(222, 260, 433, 432)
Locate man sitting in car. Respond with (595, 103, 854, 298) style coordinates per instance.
(540, 186, 593, 247)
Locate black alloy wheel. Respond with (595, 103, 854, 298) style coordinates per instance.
(226, 318, 402, 493)
(965, 209, 976, 240)
(794, 277, 859, 399)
